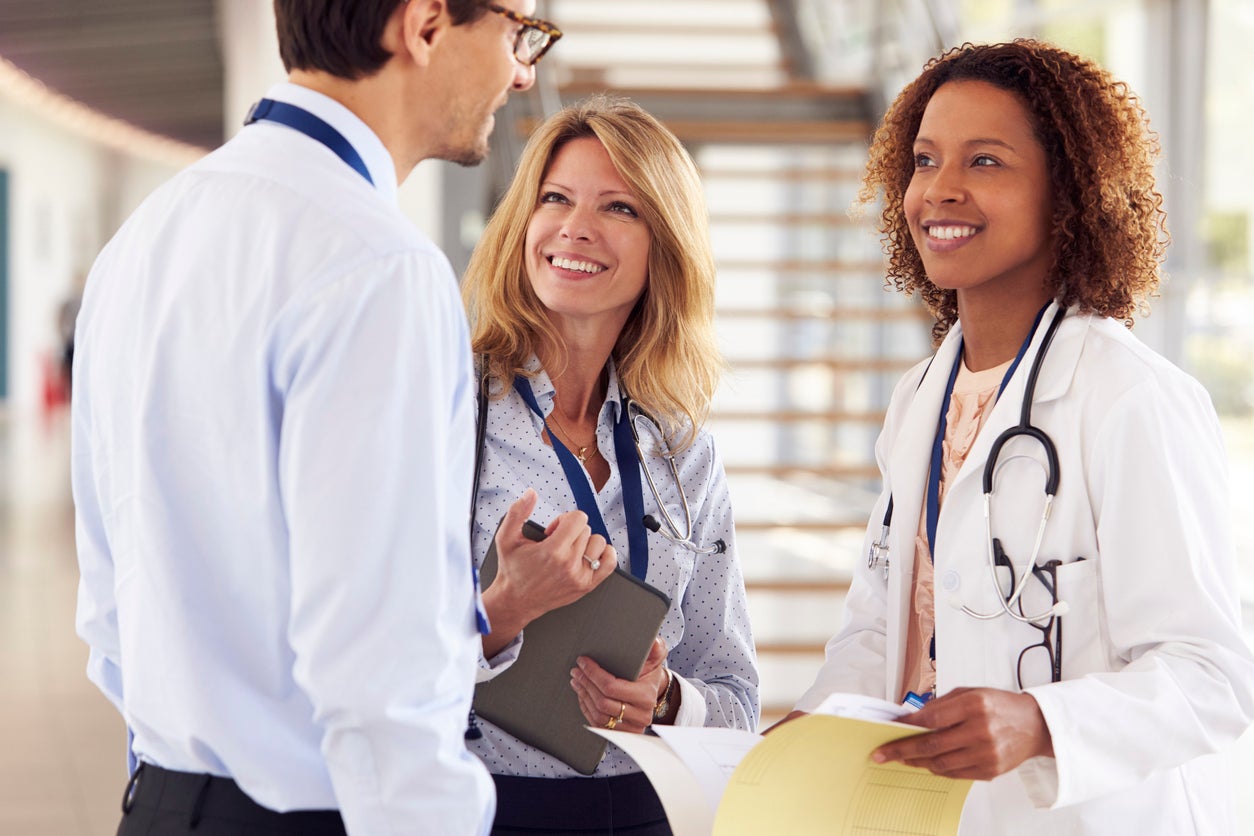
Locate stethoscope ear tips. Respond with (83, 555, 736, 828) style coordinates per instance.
(1051, 601, 1070, 617)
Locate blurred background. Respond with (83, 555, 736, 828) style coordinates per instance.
(1, 0, 1251, 832)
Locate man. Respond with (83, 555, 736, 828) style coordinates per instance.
(72, 1, 558, 833)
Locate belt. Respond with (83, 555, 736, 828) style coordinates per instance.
(122, 762, 346, 835)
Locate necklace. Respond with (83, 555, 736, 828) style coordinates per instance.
(547, 400, 598, 464)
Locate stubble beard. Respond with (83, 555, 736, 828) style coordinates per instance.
(438, 111, 494, 168)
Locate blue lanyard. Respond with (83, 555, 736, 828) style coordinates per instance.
(513, 376, 650, 580)
(244, 98, 374, 186)
(925, 303, 1051, 557)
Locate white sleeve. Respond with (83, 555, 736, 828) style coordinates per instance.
(71, 288, 127, 721)
(1022, 376, 1254, 808)
(274, 251, 492, 834)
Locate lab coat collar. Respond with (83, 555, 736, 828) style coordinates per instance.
(929, 301, 1090, 500)
(880, 301, 1089, 699)
(262, 82, 399, 205)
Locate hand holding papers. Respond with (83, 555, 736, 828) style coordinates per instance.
(591, 693, 972, 835)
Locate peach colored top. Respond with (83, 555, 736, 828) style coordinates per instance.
(900, 357, 1011, 701)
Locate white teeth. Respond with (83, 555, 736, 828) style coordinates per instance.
(927, 225, 977, 240)
(551, 256, 604, 274)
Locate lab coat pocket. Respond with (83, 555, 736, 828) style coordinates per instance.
(1052, 557, 1105, 681)
(1009, 557, 1101, 689)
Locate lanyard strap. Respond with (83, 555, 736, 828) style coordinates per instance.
(925, 303, 1052, 557)
(513, 376, 649, 580)
(244, 98, 374, 186)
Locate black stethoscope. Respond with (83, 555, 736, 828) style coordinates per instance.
(868, 304, 1069, 626)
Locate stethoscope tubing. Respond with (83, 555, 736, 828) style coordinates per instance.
(626, 399, 725, 555)
(962, 306, 1068, 624)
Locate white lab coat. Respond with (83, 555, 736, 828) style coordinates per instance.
(797, 303, 1254, 834)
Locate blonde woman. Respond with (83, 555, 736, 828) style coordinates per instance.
(462, 96, 759, 834)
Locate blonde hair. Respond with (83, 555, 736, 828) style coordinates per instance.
(462, 95, 722, 450)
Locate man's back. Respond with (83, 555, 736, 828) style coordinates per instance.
(72, 83, 490, 831)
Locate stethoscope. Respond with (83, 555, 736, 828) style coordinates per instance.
(624, 398, 726, 556)
(471, 366, 725, 577)
(868, 304, 1069, 626)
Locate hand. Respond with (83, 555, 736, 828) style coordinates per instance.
(571, 638, 670, 734)
(481, 489, 615, 657)
(871, 687, 1054, 780)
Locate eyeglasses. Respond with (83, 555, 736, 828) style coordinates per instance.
(486, 4, 562, 66)
(1015, 559, 1063, 689)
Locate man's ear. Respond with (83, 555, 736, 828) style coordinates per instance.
(399, 0, 451, 68)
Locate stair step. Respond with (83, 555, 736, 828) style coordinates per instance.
(716, 306, 927, 322)
(746, 578, 852, 592)
(710, 212, 858, 227)
(724, 357, 917, 372)
(725, 464, 880, 479)
(737, 520, 867, 533)
(716, 258, 884, 273)
(712, 409, 886, 424)
(699, 166, 865, 182)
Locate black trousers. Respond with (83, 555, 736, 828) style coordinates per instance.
(117, 763, 346, 836)
(490, 772, 671, 835)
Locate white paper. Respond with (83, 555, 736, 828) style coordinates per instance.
(587, 727, 725, 836)
(812, 691, 914, 723)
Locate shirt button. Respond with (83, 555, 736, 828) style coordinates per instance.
(941, 570, 960, 591)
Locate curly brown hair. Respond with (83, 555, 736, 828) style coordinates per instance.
(857, 39, 1167, 341)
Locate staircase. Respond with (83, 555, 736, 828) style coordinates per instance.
(538, 0, 936, 722)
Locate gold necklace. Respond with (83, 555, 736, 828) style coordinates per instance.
(547, 401, 598, 464)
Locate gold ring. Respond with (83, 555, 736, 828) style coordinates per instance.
(617, 702, 626, 723)
(605, 714, 618, 730)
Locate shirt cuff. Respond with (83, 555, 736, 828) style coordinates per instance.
(670, 674, 708, 727)
(475, 633, 522, 684)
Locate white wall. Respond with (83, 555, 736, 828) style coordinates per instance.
(0, 1, 453, 412)
(0, 95, 179, 414)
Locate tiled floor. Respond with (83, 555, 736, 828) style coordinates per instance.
(5, 407, 1254, 834)
(0, 410, 126, 835)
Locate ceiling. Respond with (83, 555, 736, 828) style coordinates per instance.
(0, 0, 224, 150)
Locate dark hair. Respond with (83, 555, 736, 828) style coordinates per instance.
(858, 39, 1167, 340)
(274, 0, 487, 80)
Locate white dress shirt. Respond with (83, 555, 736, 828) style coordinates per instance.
(73, 82, 494, 834)
(470, 360, 760, 777)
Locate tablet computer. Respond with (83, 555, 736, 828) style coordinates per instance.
(474, 519, 671, 775)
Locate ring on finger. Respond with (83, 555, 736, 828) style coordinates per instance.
(617, 702, 626, 724)
(582, 554, 601, 570)
(605, 714, 618, 730)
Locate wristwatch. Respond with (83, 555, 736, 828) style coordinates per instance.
(653, 668, 676, 722)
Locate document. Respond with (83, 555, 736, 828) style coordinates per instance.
(590, 693, 972, 836)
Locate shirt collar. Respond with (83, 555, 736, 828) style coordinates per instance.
(261, 81, 398, 204)
(523, 357, 626, 425)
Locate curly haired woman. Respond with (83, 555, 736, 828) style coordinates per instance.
(786, 40, 1254, 833)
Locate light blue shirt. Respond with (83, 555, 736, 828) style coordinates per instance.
(72, 83, 493, 834)
(471, 361, 760, 777)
